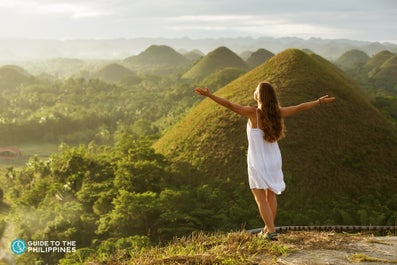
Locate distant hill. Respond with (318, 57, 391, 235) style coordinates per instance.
(372, 54, 397, 92)
(349, 50, 397, 95)
(0, 65, 33, 89)
(154, 49, 397, 225)
(93, 63, 140, 84)
(335, 49, 370, 71)
(123, 45, 190, 75)
(1, 37, 396, 62)
(182, 49, 204, 62)
(364, 50, 395, 76)
(246, 48, 274, 69)
(182, 46, 249, 79)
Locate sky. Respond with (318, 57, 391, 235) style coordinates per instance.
(0, 0, 396, 43)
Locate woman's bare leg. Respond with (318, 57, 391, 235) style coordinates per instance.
(266, 189, 277, 222)
(251, 189, 275, 233)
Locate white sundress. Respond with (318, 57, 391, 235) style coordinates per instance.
(246, 109, 286, 194)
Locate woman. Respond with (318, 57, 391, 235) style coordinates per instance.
(194, 81, 335, 240)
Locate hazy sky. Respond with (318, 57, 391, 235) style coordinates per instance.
(1, 0, 396, 43)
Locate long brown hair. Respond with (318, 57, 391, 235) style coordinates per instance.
(257, 82, 285, 142)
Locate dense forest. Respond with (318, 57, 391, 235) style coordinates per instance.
(0, 44, 396, 264)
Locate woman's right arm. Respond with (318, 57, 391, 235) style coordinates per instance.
(195, 87, 255, 117)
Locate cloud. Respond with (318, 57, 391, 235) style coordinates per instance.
(165, 14, 351, 39)
(0, 0, 112, 18)
(0, 0, 395, 41)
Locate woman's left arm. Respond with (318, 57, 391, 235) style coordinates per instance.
(280, 95, 335, 117)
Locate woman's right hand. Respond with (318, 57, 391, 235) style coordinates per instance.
(194, 87, 211, 96)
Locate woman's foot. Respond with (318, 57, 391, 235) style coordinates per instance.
(257, 227, 278, 241)
(257, 226, 267, 237)
(264, 232, 278, 241)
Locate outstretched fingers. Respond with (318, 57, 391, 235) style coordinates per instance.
(320, 95, 336, 104)
(194, 87, 210, 96)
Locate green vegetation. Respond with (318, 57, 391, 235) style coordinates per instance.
(202, 67, 246, 91)
(0, 72, 200, 146)
(246, 48, 274, 69)
(0, 46, 396, 264)
(70, 231, 290, 264)
(154, 48, 397, 226)
(182, 46, 249, 79)
(334, 49, 397, 124)
(93, 63, 141, 84)
(75, 231, 376, 264)
(335, 49, 370, 71)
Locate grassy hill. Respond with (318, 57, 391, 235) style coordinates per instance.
(124, 45, 190, 75)
(335, 49, 370, 71)
(93, 63, 141, 84)
(246, 48, 274, 69)
(365, 50, 395, 77)
(182, 46, 249, 79)
(373, 54, 397, 85)
(154, 48, 397, 225)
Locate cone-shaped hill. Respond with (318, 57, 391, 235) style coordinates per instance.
(335, 49, 370, 71)
(123, 45, 190, 75)
(94, 63, 140, 84)
(182, 46, 249, 79)
(364, 50, 395, 76)
(154, 49, 397, 225)
(372, 54, 397, 83)
(246, 48, 274, 69)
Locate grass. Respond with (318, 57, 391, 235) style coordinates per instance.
(279, 231, 362, 250)
(90, 231, 290, 265)
(85, 231, 382, 265)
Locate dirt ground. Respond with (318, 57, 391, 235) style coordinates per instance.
(277, 236, 397, 265)
(274, 233, 397, 265)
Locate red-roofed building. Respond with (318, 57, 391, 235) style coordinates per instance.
(0, 147, 21, 159)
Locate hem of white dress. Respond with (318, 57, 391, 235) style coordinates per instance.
(249, 186, 283, 195)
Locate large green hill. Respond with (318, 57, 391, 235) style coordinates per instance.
(182, 46, 249, 79)
(154, 49, 397, 225)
